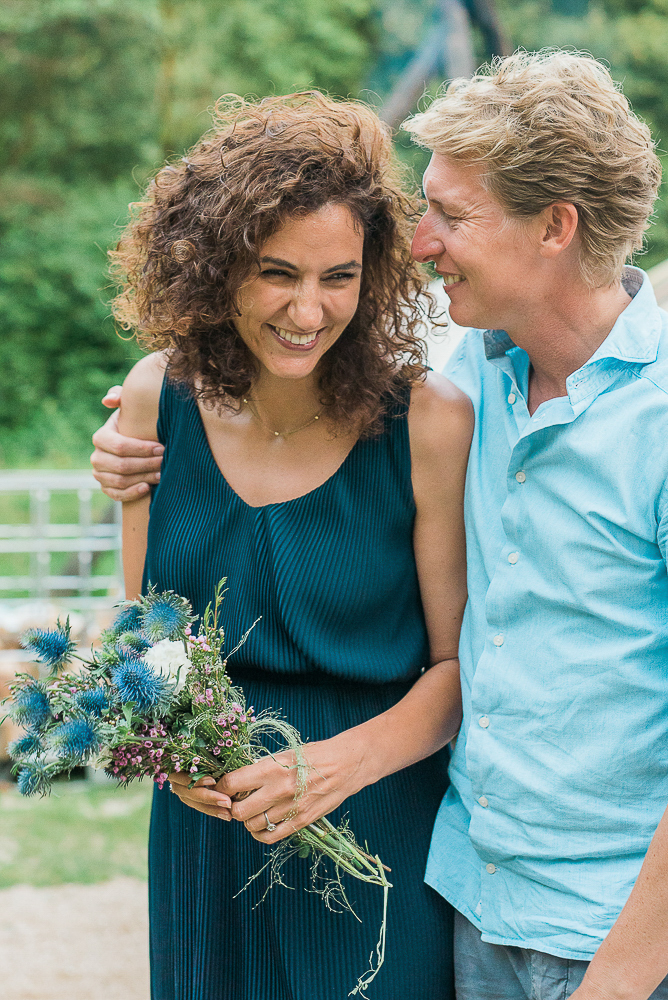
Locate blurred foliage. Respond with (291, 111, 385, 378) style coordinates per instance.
(0, 0, 667, 464)
(494, 0, 668, 267)
(0, 779, 152, 885)
(0, 0, 375, 465)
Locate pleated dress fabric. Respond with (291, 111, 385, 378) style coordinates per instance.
(145, 377, 454, 1000)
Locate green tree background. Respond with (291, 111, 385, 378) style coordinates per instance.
(1, 0, 666, 465)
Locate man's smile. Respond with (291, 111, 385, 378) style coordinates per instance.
(439, 273, 466, 287)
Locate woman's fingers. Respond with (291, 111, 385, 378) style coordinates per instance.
(220, 753, 297, 821)
(222, 754, 324, 843)
(168, 772, 233, 820)
(244, 802, 298, 844)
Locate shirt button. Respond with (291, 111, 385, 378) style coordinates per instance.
(478, 715, 490, 728)
(507, 392, 516, 404)
(486, 863, 497, 874)
(478, 796, 489, 808)
(492, 634, 504, 646)
(508, 552, 519, 564)
(515, 470, 526, 483)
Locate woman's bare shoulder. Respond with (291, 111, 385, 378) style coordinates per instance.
(118, 351, 170, 441)
(408, 371, 473, 460)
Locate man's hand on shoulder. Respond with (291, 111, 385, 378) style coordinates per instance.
(90, 355, 167, 502)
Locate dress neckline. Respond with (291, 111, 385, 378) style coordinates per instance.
(191, 397, 362, 510)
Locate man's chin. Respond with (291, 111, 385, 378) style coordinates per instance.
(447, 303, 488, 331)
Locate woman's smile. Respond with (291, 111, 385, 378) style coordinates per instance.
(268, 324, 324, 349)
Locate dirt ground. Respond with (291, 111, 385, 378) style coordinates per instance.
(0, 877, 149, 1000)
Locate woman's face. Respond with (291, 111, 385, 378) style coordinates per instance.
(234, 203, 364, 381)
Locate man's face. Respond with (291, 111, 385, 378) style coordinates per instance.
(412, 153, 537, 331)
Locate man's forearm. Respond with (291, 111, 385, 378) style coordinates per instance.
(574, 802, 668, 1000)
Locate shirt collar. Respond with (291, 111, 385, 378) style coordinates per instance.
(482, 266, 662, 367)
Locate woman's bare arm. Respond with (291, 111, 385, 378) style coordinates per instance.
(116, 353, 167, 599)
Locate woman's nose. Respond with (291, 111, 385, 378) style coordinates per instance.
(287, 289, 324, 331)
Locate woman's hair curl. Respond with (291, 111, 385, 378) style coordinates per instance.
(110, 92, 437, 434)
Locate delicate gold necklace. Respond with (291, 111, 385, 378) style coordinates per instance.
(243, 398, 324, 438)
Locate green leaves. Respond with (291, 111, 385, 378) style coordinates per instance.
(0, 0, 376, 462)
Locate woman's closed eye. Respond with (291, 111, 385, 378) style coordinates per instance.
(324, 271, 357, 282)
(259, 269, 357, 282)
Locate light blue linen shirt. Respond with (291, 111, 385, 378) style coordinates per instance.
(427, 267, 668, 960)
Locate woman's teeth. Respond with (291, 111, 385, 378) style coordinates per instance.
(274, 327, 318, 345)
(442, 274, 464, 286)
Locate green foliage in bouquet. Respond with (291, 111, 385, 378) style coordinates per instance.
(2, 580, 391, 995)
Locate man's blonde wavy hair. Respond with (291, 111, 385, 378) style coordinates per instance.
(404, 50, 662, 287)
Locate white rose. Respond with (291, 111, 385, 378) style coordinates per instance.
(143, 639, 191, 693)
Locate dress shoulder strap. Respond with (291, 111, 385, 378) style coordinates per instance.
(156, 373, 193, 447)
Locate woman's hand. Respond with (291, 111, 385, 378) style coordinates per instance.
(90, 385, 164, 501)
(218, 731, 370, 845)
(168, 771, 233, 820)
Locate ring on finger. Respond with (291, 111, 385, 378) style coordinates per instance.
(263, 810, 278, 832)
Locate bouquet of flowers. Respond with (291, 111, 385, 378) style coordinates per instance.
(2, 580, 390, 995)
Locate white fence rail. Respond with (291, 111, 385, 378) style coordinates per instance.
(0, 470, 122, 610)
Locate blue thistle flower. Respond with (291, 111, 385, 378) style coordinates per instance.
(8, 730, 45, 759)
(140, 588, 194, 642)
(111, 658, 167, 713)
(116, 631, 151, 659)
(51, 718, 101, 762)
(16, 760, 52, 797)
(11, 682, 52, 731)
(104, 603, 143, 642)
(73, 686, 109, 718)
(21, 618, 75, 671)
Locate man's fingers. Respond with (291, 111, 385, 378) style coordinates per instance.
(94, 483, 151, 502)
(91, 452, 163, 475)
(91, 431, 164, 460)
(101, 385, 123, 408)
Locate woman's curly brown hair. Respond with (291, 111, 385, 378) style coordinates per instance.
(110, 91, 438, 434)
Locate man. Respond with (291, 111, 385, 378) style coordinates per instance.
(92, 51, 668, 999)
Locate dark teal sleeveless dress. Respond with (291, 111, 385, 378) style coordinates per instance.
(146, 377, 454, 1000)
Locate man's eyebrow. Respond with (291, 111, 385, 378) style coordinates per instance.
(259, 257, 362, 273)
(424, 192, 463, 213)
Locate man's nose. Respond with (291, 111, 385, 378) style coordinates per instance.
(411, 217, 443, 263)
(287, 286, 324, 330)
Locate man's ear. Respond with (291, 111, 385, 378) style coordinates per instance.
(538, 202, 579, 259)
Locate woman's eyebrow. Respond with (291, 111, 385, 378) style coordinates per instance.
(260, 256, 298, 269)
(260, 256, 362, 273)
(323, 260, 362, 273)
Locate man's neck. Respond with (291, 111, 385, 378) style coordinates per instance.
(506, 278, 633, 415)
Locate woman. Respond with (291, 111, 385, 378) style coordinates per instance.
(107, 91, 471, 1000)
